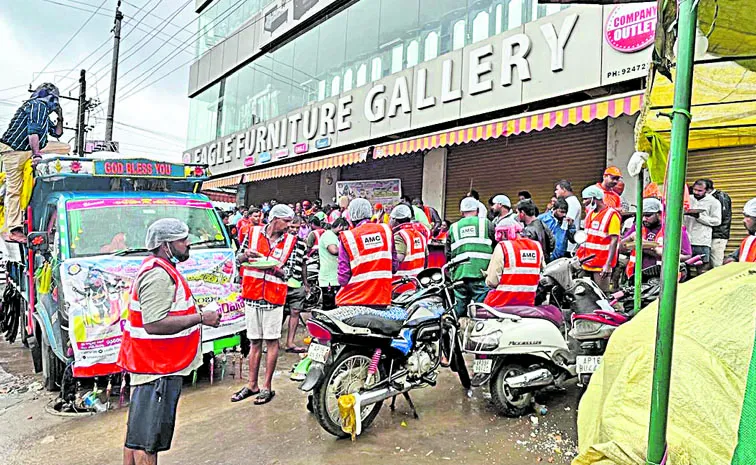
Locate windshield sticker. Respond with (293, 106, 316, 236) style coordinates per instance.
(66, 198, 214, 211)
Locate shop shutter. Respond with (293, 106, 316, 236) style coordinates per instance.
(340, 153, 424, 201)
(687, 145, 756, 254)
(244, 171, 321, 206)
(445, 121, 608, 220)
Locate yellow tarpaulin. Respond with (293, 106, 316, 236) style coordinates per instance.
(573, 263, 756, 465)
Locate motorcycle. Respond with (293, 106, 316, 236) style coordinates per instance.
(299, 257, 471, 438)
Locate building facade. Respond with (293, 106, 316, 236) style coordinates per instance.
(186, 0, 657, 216)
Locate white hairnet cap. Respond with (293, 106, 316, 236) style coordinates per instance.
(349, 198, 373, 221)
(460, 197, 479, 212)
(390, 204, 412, 219)
(744, 197, 756, 217)
(269, 204, 295, 219)
(582, 185, 605, 200)
(643, 198, 663, 213)
(492, 194, 511, 208)
(145, 218, 189, 251)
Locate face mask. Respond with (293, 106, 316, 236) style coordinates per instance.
(167, 242, 190, 264)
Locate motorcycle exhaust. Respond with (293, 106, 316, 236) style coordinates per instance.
(504, 368, 554, 389)
(354, 383, 413, 408)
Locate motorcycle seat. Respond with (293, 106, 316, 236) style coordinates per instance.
(477, 304, 564, 328)
(325, 306, 408, 336)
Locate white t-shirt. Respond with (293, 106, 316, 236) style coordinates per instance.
(565, 194, 582, 252)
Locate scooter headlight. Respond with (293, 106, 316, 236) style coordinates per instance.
(466, 327, 503, 352)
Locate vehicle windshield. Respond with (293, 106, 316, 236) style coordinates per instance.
(66, 198, 227, 258)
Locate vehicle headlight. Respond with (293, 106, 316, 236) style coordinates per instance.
(466, 328, 502, 352)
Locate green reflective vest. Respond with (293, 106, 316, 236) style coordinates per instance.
(449, 216, 493, 281)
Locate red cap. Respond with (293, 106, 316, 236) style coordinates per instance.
(374, 203, 384, 211)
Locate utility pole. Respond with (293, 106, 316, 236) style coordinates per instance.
(76, 70, 86, 157)
(104, 0, 123, 144)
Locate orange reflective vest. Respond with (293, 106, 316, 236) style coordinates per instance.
(117, 257, 200, 375)
(597, 183, 622, 209)
(626, 225, 664, 278)
(241, 226, 297, 305)
(336, 223, 394, 306)
(484, 237, 542, 307)
(395, 224, 428, 278)
(740, 235, 756, 262)
(409, 221, 431, 241)
(577, 206, 621, 269)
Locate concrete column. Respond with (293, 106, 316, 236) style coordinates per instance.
(422, 147, 448, 217)
(319, 167, 340, 204)
(606, 114, 640, 208)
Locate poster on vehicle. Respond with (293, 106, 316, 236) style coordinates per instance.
(62, 250, 244, 377)
(335, 179, 402, 211)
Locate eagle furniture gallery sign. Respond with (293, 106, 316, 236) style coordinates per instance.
(186, 4, 654, 176)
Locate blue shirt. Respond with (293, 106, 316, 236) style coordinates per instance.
(1, 100, 56, 151)
(538, 212, 573, 261)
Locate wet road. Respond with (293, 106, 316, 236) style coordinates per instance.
(0, 338, 580, 465)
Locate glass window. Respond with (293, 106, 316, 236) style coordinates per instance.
(343, 68, 354, 92)
(391, 44, 404, 74)
(424, 32, 438, 61)
(472, 11, 490, 43)
(331, 76, 341, 96)
(357, 64, 368, 87)
(379, 0, 420, 47)
(316, 12, 347, 79)
(406, 40, 419, 67)
(452, 19, 466, 50)
(495, 3, 503, 34)
(221, 73, 240, 136)
(508, 0, 522, 29)
(187, 82, 221, 148)
(345, 0, 381, 72)
(236, 63, 258, 129)
(292, 27, 320, 104)
(269, 42, 297, 114)
(318, 80, 326, 101)
(371, 57, 382, 82)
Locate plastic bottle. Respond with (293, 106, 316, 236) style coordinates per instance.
(533, 402, 548, 416)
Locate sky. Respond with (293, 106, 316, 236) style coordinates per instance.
(0, 0, 199, 162)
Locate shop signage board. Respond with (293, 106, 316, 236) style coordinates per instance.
(335, 179, 403, 211)
(187, 4, 654, 176)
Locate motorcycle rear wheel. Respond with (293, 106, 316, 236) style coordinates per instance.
(312, 350, 385, 438)
(490, 363, 533, 417)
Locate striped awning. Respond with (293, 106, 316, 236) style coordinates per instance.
(374, 92, 645, 158)
(203, 174, 242, 189)
(243, 149, 369, 183)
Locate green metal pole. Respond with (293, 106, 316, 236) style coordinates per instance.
(634, 172, 644, 316)
(645, 0, 698, 464)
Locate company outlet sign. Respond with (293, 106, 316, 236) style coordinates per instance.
(186, 5, 653, 175)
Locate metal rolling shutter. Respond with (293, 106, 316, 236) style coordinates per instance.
(340, 153, 424, 200)
(687, 145, 756, 254)
(244, 171, 321, 206)
(444, 121, 608, 219)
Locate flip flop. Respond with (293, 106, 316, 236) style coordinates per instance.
(285, 347, 307, 354)
(231, 386, 259, 402)
(254, 390, 276, 405)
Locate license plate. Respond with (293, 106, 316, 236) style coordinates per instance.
(307, 343, 330, 363)
(473, 358, 493, 374)
(577, 355, 603, 374)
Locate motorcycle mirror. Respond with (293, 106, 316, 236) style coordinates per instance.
(573, 230, 588, 245)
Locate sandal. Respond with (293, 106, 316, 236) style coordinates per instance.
(285, 346, 307, 354)
(231, 386, 259, 402)
(254, 390, 276, 405)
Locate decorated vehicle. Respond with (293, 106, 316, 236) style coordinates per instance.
(2, 155, 243, 393)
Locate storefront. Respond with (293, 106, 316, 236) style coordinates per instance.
(340, 154, 424, 202)
(687, 145, 756, 253)
(242, 172, 321, 206)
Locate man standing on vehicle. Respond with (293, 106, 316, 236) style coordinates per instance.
(0, 83, 64, 242)
(491, 194, 518, 228)
(725, 198, 756, 264)
(318, 218, 349, 310)
(704, 179, 732, 267)
(119, 219, 221, 465)
(391, 204, 428, 286)
(577, 185, 622, 292)
(232, 204, 297, 405)
(446, 197, 495, 317)
(684, 179, 722, 272)
(484, 222, 543, 307)
(336, 198, 398, 307)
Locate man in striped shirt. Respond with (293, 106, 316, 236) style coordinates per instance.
(0, 83, 64, 242)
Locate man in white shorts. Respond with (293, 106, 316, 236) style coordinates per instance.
(232, 204, 297, 405)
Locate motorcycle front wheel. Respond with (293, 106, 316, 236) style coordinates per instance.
(312, 350, 385, 438)
(490, 363, 533, 417)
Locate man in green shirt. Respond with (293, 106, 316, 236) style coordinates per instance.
(318, 218, 349, 310)
(446, 197, 495, 317)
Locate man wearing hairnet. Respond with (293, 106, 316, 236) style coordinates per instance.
(446, 197, 495, 317)
(391, 204, 428, 289)
(336, 198, 399, 307)
(232, 204, 297, 405)
(119, 218, 221, 465)
(725, 198, 756, 263)
(620, 198, 693, 279)
(577, 185, 622, 291)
